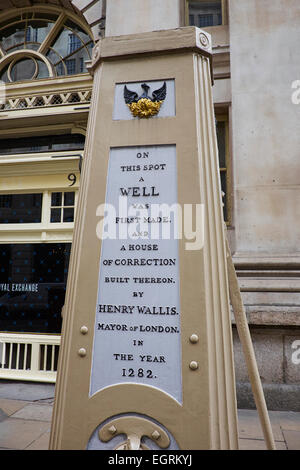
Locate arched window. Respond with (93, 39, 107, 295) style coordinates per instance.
(0, 8, 94, 83)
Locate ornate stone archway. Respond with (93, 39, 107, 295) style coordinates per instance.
(0, 0, 106, 41)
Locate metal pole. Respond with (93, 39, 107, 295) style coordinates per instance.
(225, 232, 276, 450)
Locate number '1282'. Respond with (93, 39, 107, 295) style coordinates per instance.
(122, 368, 155, 379)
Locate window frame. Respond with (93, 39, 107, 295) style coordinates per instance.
(185, 0, 228, 27)
(50, 190, 76, 224)
(0, 6, 94, 83)
(0, 146, 82, 243)
(0, 192, 43, 224)
(0, 188, 78, 233)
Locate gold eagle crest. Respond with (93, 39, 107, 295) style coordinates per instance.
(124, 82, 167, 118)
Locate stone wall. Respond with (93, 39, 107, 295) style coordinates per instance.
(229, 0, 300, 255)
(227, 0, 300, 410)
(233, 327, 300, 411)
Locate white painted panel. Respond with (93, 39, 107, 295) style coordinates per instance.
(90, 145, 182, 403)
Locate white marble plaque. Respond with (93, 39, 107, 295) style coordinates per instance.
(113, 79, 175, 120)
(90, 145, 182, 403)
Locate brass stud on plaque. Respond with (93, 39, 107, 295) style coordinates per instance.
(151, 430, 161, 440)
(189, 334, 199, 344)
(108, 425, 117, 435)
(78, 348, 87, 357)
(80, 326, 88, 335)
(189, 361, 198, 370)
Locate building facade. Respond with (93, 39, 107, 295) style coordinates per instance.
(0, 1, 95, 381)
(0, 0, 299, 410)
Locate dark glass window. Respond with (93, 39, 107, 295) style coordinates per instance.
(68, 33, 82, 54)
(198, 14, 214, 27)
(50, 209, 61, 223)
(189, 1, 222, 27)
(50, 191, 75, 223)
(64, 192, 75, 206)
(216, 118, 229, 223)
(0, 194, 42, 224)
(220, 171, 228, 222)
(25, 26, 39, 43)
(0, 243, 71, 333)
(80, 57, 84, 73)
(51, 192, 62, 207)
(216, 120, 226, 168)
(0, 134, 85, 155)
(66, 58, 76, 75)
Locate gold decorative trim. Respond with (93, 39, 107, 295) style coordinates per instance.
(127, 98, 163, 118)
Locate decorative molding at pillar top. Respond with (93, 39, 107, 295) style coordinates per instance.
(87, 27, 213, 85)
(71, 0, 106, 41)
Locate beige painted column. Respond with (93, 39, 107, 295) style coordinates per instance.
(49, 2, 238, 451)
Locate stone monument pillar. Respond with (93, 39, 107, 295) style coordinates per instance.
(49, 0, 238, 450)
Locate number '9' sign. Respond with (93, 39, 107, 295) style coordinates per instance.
(68, 173, 77, 187)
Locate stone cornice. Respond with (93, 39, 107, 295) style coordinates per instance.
(88, 26, 213, 83)
(2, 74, 93, 100)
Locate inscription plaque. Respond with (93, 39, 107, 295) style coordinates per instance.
(90, 145, 182, 403)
